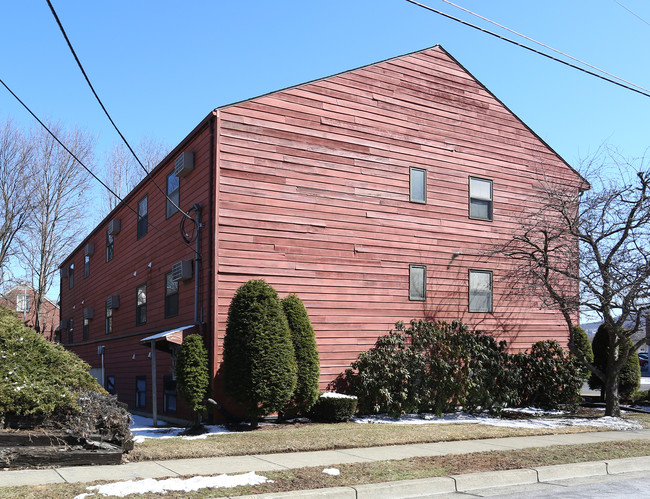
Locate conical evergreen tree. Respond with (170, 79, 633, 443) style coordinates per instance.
(176, 334, 210, 428)
(282, 294, 320, 415)
(222, 280, 297, 428)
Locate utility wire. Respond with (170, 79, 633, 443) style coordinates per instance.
(437, 0, 650, 94)
(45, 0, 192, 221)
(405, 0, 650, 99)
(0, 77, 195, 251)
(613, 0, 650, 27)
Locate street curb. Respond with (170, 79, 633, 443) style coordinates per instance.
(241, 456, 650, 498)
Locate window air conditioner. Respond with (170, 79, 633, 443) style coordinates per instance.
(83, 307, 94, 320)
(59, 320, 69, 330)
(84, 243, 95, 256)
(106, 295, 120, 309)
(172, 260, 193, 281)
(60, 267, 69, 278)
(174, 151, 194, 177)
(107, 219, 121, 236)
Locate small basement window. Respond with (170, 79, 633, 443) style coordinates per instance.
(409, 264, 427, 301)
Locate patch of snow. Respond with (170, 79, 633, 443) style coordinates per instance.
(322, 468, 340, 476)
(82, 471, 271, 497)
(352, 412, 643, 431)
(320, 392, 357, 400)
(130, 414, 230, 443)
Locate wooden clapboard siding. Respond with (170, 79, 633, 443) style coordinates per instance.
(61, 120, 213, 417)
(213, 45, 582, 388)
(60, 44, 583, 413)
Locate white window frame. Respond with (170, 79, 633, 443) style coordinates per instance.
(410, 167, 427, 204)
(469, 269, 493, 313)
(409, 264, 427, 301)
(469, 177, 493, 221)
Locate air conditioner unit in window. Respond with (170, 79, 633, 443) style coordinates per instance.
(60, 267, 69, 278)
(107, 219, 121, 236)
(59, 320, 69, 330)
(84, 243, 95, 256)
(172, 260, 193, 281)
(174, 151, 194, 177)
(83, 307, 94, 320)
(106, 295, 120, 309)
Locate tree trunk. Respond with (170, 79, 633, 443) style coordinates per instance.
(604, 362, 620, 417)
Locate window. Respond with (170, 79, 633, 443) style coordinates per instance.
(166, 172, 180, 218)
(83, 318, 89, 340)
(106, 231, 114, 262)
(137, 195, 148, 239)
(135, 376, 146, 409)
(469, 269, 493, 313)
(409, 264, 427, 301)
(136, 284, 147, 326)
(69, 264, 74, 289)
(410, 167, 427, 204)
(84, 255, 90, 278)
(469, 177, 493, 221)
(68, 318, 74, 344)
(165, 272, 179, 317)
(163, 375, 177, 414)
(106, 300, 113, 334)
(107, 375, 115, 395)
(16, 294, 29, 313)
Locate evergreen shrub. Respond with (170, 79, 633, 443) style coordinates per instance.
(222, 280, 297, 427)
(176, 334, 210, 425)
(281, 294, 321, 415)
(571, 325, 593, 379)
(589, 324, 640, 400)
(0, 307, 102, 426)
(309, 393, 357, 422)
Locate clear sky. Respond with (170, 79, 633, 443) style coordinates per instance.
(1, 0, 649, 297)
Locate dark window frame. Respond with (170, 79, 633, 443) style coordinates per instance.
(137, 195, 148, 239)
(136, 283, 147, 326)
(84, 255, 90, 278)
(469, 269, 493, 313)
(408, 264, 427, 301)
(409, 167, 427, 204)
(164, 272, 179, 318)
(166, 172, 180, 219)
(68, 318, 74, 344)
(83, 317, 89, 339)
(106, 230, 114, 262)
(135, 375, 146, 409)
(105, 300, 113, 335)
(469, 176, 493, 221)
(68, 264, 74, 289)
(106, 375, 115, 395)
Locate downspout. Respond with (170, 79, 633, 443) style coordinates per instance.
(194, 204, 202, 334)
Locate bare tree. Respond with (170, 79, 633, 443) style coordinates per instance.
(21, 122, 94, 333)
(499, 148, 650, 416)
(0, 119, 35, 284)
(102, 138, 168, 215)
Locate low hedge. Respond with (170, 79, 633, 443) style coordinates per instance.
(309, 393, 357, 422)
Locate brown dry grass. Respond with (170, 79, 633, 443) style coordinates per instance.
(4, 439, 650, 499)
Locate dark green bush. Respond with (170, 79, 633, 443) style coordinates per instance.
(571, 325, 593, 379)
(509, 340, 583, 410)
(0, 307, 103, 426)
(176, 334, 210, 425)
(589, 324, 640, 400)
(222, 280, 297, 427)
(281, 294, 321, 416)
(309, 393, 357, 422)
(342, 320, 514, 417)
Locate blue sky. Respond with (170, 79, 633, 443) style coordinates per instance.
(2, 1, 648, 166)
(1, 0, 649, 298)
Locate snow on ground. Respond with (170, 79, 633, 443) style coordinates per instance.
(74, 471, 271, 498)
(322, 468, 340, 476)
(352, 411, 643, 430)
(130, 414, 230, 443)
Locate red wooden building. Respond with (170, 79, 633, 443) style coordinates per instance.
(60, 46, 584, 420)
(0, 282, 59, 342)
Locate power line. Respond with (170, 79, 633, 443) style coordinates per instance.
(437, 0, 650, 95)
(45, 0, 192, 221)
(0, 76, 195, 252)
(405, 0, 650, 99)
(613, 0, 650, 27)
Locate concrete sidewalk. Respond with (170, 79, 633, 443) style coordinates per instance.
(1, 428, 650, 493)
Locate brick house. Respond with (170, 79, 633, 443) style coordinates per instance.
(59, 45, 585, 420)
(0, 282, 59, 342)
